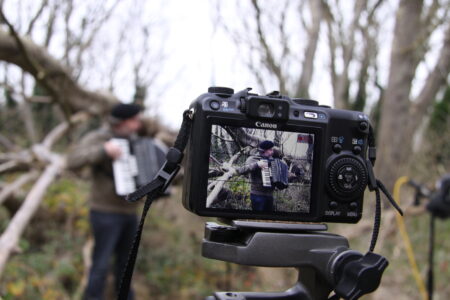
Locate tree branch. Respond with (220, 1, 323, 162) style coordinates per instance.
(42, 111, 89, 149)
(295, 0, 323, 98)
(0, 160, 20, 173)
(0, 29, 116, 114)
(0, 170, 39, 205)
(0, 154, 64, 277)
(206, 147, 250, 207)
(251, 0, 286, 94)
(0, 133, 17, 151)
(25, 0, 49, 36)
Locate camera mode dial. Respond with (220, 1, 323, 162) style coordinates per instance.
(293, 98, 319, 106)
(328, 156, 368, 201)
(208, 86, 234, 96)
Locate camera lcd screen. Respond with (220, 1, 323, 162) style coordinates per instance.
(207, 125, 314, 214)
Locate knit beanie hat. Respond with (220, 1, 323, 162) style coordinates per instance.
(110, 103, 142, 120)
(259, 140, 274, 151)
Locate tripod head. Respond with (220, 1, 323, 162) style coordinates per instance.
(203, 221, 388, 300)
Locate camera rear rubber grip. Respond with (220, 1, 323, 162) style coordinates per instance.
(328, 157, 368, 201)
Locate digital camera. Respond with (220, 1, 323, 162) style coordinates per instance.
(182, 87, 371, 223)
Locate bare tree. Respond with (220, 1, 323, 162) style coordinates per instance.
(215, 0, 323, 97)
(376, 0, 450, 192)
(216, 0, 450, 194)
(0, 0, 170, 278)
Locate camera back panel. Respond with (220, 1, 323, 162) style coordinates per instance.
(182, 87, 370, 223)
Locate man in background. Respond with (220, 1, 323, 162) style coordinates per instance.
(68, 103, 163, 300)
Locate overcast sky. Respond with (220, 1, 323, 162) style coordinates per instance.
(3, 0, 445, 131)
(131, 0, 336, 129)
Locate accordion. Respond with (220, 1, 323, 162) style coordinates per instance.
(111, 137, 167, 196)
(261, 158, 289, 190)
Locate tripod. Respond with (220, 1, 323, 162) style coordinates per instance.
(203, 221, 388, 300)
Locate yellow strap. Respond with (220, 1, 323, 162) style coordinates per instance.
(393, 176, 428, 300)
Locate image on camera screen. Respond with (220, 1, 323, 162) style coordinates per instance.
(207, 125, 314, 213)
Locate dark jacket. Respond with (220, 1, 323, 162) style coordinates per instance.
(67, 126, 139, 215)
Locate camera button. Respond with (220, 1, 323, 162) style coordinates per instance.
(209, 100, 220, 110)
(359, 121, 369, 131)
(333, 144, 342, 153)
(352, 145, 362, 154)
(304, 111, 318, 119)
(350, 202, 358, 210)
(330, 201, 338, 208)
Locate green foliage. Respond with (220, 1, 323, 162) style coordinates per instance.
(1, 177, 89, 300)
(1, 180, 265, 300)
(429, 86, 450, 133)
(413, 85, 450, 172)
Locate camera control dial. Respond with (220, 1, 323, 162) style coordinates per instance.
(328, 157, 368, 201)
(208, 86, 234, 95)
(293, 98, 319, 106)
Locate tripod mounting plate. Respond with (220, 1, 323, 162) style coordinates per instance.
(202, 222, 348, 269)
(231, 220, 328, 232)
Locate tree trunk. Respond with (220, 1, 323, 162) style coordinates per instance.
(376, 0, 423, 192)
(295, 0, 322, 98)
(376, 0, 450, 193)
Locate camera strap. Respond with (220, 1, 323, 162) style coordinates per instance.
(117, 110, 193, 300)
(427, 214, 436, 300)
(365, 125, 403, 252)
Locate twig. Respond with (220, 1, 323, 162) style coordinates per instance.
(26, 0, 49, 35)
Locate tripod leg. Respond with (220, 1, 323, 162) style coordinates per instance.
(298, 267, 333, 300)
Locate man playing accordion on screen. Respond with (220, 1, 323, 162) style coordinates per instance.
(236, 140, 289, 212)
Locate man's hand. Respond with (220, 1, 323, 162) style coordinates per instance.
(104, 141, 122, 160)
(257, 160, 268, 169)
(228, 167, 237, 176)
(222, 162, 237, 175)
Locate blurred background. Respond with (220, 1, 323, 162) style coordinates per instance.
(0, 0, 449, 299)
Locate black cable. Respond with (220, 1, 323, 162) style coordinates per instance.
(427, 214, 435, 300)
